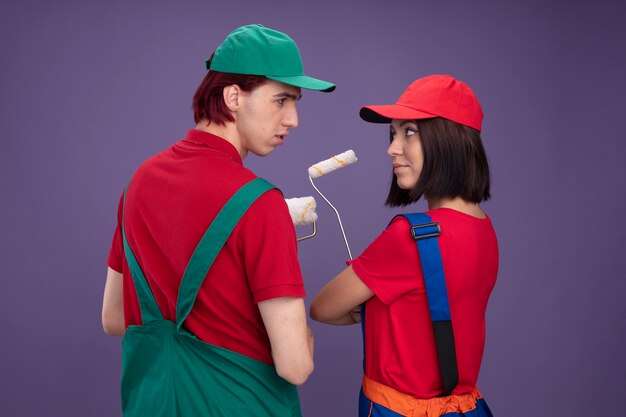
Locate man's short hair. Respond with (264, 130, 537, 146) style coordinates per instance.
(386, 117, 491, 207)
(192, 59, 267, 126)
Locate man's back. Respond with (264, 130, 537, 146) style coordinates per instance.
(108, 129, 305, 364)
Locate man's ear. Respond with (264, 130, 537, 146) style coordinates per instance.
(223, 84, 241, 112)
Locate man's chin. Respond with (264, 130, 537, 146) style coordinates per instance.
(250, 146, 278, 157)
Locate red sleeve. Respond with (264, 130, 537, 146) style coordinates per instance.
(350, 216, 423, 305)
(107, 192, 124, 273)
(237, 188, 306, 303)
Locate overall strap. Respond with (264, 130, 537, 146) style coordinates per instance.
(176, 178, 276, 330)
(122, 187, 164, 324)
(399, 212, 459, 397)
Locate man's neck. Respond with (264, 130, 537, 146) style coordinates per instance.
(195, 120, 248, 159)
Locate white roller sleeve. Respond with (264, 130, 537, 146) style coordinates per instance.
(308, 150, 358, 178)
(285, 196, 318, 226)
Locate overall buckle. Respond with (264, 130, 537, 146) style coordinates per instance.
(410, 222, 441, 240)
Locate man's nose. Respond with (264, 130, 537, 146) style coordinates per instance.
(284, 106, 299, 128)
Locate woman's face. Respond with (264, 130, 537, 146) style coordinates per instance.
(387, 119, 424, 189)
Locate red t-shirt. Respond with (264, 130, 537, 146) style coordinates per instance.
(107, 129, 305, 365)
(350, 208, 498, 398)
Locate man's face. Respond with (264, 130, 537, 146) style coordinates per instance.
(235, 79, 301, 157)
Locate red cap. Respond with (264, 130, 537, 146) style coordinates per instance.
(359, 74, 483, 131)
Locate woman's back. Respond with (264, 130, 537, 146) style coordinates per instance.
(352, 208, 498, 398)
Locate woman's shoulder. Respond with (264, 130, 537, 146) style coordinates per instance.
(385, 215, 414, 236)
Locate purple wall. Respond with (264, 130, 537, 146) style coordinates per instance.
(2, 1, 625, 416)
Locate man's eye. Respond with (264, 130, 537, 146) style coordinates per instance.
(277, 98, 286, 105)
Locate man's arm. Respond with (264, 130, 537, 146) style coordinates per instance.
(258, 297, 314, 385)
(310, 265, 374, 325)
(102, 267, 125, 336)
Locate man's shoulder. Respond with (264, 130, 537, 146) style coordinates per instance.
(130, 143, 177, 177)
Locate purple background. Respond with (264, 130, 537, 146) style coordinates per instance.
(1, 1, 625, 416)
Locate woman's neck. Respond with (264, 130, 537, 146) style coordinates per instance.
(426, 196, 486, 219)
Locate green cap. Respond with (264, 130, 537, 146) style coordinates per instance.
(206, 24, 335, 92)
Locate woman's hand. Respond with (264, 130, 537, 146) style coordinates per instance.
(349, 306, 361, 323)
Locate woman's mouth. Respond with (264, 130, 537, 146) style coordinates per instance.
(393, 164, 408, 173)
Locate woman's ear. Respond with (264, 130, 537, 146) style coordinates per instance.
(223, 84, 241, 112)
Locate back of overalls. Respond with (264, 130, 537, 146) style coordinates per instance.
(358, 213, 494, 417)
(120, 178, 302, 417)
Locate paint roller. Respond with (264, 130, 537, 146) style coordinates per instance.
(285, 196, 318, 241)
(308, 150, 358, 259)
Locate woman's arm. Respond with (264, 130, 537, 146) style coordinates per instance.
(310, 265, 374, 325)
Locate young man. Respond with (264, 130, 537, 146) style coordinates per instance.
(101, 24, 334, 416)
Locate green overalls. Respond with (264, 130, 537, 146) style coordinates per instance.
(120, 178, 302, 417)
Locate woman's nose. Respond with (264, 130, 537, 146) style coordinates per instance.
(387, 138, 402, 157)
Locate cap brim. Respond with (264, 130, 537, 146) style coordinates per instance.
(267, 75, 336, 92)
(360, 105, 437, 123)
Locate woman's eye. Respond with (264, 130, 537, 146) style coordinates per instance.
(406, 128, 416, 136)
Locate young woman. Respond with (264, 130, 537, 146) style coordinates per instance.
(310, 74, 498, 417)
